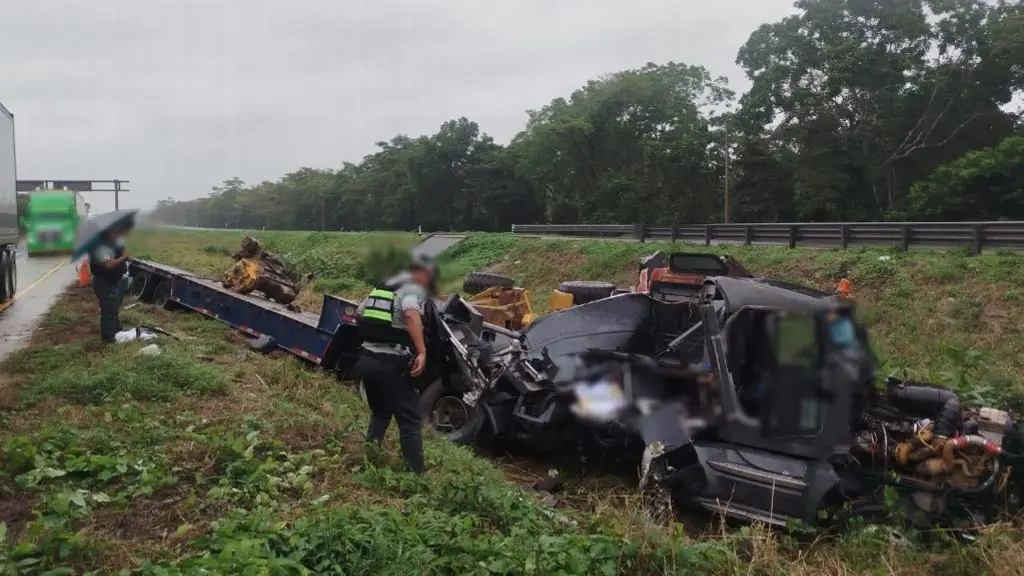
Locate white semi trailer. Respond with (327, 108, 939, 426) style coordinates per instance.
(0, 102, 19, 301)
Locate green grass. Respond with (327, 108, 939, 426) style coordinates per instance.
(0, 287, 774, 574)
(2, 229, 1022, 573)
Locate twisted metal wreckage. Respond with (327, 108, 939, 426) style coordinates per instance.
(405, 274, 1024, 534)
(127, 244, 1024, 533)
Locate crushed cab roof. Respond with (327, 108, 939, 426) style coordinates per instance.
(710, 275, 837, 312)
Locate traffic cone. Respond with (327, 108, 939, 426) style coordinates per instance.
(836, 278, 852, 300)
(78, 261, 91, 287)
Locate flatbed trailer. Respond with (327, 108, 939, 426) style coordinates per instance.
(127, 259, 362, 373)
(124, 233, 465, 373)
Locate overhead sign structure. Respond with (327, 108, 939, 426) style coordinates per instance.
(53, 181, 93, 192)
(15, 179, 129, 209)
(15, 180, 44, 192)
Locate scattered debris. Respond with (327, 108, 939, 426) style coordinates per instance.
(136, 344, 161, 357)
(114, 327, 159, 343)
(139, 325, 186, 340)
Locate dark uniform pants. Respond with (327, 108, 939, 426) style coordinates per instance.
(93, 275, 125, 342)
(355, 352, 424, 474)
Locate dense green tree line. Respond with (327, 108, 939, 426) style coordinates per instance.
(151, 0, 1024, 231)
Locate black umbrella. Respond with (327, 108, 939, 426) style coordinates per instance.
(72, 209, 138, 261)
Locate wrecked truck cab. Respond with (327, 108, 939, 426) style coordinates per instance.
(573, 295, 877, 525)
(571, 286, 1024, 531)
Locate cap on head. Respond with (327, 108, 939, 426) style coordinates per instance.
(409, 251, 438, 277)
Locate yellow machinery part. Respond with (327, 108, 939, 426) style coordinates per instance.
(550, 289, 574, 311)
(466, 286, 535, 330)
(225, 258, 263, 294)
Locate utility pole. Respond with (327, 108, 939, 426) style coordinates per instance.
(723, 122, 730, 224)
(320, 194, 325, 231)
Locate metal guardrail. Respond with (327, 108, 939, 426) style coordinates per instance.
(510, 222, 1024, 255)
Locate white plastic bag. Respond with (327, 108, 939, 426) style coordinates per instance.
(114, 327, 158, 343)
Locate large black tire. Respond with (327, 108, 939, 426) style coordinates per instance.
(418, 379, 484, 446)
(6, 250, 15, 299)
(2, 248, 13, 297)
(463, 272, 514, 295)
(0, 251, 10, 302)
(558, 280, 616, 305)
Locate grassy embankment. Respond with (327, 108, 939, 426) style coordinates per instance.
(136, 229, 1024, 399)
(0, 228, 1022, 574)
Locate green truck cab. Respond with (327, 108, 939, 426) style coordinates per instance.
(22, 189, 88, 256)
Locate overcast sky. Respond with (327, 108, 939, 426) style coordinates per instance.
(1, 0, 797, 212)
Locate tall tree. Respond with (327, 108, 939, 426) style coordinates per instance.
(736, 0, 1023, 220)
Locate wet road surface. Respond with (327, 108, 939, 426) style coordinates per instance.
(0, 245, 77, 362)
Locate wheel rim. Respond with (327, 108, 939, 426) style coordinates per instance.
(153, 281, 170, 308)
(10, 256, 16, 296)
(432, 396, 470, 434)
(129, 274, 148, 301)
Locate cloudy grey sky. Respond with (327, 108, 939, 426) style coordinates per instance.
(1, 0, 796, 212)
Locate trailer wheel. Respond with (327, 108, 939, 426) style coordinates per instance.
(128, 273, 148, 302)
(6, 251, 16, 299)
(0, 251, 11, 302)
(152, 280, 171, 308)
(558, 280, 616, 305)
(419, 379, 483, 446)
(463, 272, 514, 295)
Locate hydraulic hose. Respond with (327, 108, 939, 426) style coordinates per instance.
(887, 381, 962, 437)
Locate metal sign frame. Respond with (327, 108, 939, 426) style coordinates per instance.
(15, 179, 129, 209)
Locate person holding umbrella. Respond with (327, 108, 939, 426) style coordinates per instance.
(89, 227, 132, 342)
(72, 209, 138, 344)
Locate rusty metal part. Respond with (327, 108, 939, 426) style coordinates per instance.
(894, 431, 1000, 489)
(222, 237, 312, 307)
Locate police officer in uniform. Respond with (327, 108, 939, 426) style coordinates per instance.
(89, 227, 132, 343)
(353, 252, 437, 475)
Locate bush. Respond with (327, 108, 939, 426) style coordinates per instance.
(355, 240, 411, 284)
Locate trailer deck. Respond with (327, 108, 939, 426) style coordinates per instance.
(128, 259, 360, 367)
(125, 233, 465, 372)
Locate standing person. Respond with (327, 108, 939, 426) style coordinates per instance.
(352, 253, 438, 475)
(89, 227, 131, 343)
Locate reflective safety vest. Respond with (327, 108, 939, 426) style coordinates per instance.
(356, 279, 414, 347)
(362, 287, 396, 323)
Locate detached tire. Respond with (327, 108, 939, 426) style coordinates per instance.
(463, 272, 514, 295)
(558, 280, 616, 305)
(419, 379, 484, 446)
